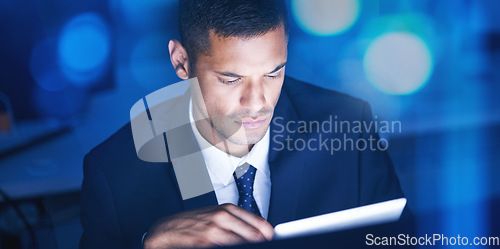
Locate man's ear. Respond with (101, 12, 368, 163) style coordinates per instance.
(168, 39, 190, 80)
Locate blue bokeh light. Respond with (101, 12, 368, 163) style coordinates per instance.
(58, 12, 110, 85)
(292, 0, 361, 36)
(363, 32, 433, 95)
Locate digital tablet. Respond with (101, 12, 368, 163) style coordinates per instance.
(274, 198, 407, 240)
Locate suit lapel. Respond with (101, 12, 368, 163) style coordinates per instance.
(267, 87, 307, 226)
(166, 163, 218, 211)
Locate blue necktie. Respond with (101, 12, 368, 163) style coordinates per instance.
(233, 165, 261, 217)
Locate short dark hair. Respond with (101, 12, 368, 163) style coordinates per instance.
(178, 0, 289, 71)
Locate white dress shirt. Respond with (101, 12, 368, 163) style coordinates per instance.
(189, 99, 271, 219)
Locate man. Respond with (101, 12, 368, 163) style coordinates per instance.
(80, 0, 405, 248)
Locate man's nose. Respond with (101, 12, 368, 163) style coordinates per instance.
(240, 79, 266, 114)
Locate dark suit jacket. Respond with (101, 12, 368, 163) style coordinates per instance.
(79, 76, 405, 249)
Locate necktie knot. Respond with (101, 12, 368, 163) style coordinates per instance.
(233, 164, 261, 217)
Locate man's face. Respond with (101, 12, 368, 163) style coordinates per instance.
(191, 26, 287, 147)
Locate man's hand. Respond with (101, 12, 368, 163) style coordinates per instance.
(143, 203, 274, 249)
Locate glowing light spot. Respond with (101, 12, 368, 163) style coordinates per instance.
(292, 0, 360, 36)
(363, 32, 433, 95)
(58, 12, 110, 85)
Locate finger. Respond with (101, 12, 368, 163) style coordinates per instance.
(221, 204, 274, 241)
(205, 226, 247, 247)
(143, 229, 217, 249)
(211, 208, 267, 243)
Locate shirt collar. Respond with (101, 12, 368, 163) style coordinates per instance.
(189, 98, 270, 188)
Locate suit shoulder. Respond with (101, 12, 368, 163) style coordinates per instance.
(283, 76, 368, 119)
(85, 123, 137, 170)
(85, 91, 188, 172)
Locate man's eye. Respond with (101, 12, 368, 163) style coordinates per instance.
(220, 78, 241, 85)
(266, 73, 282, 79)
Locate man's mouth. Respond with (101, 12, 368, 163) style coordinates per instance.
(237, 116, 268, 129)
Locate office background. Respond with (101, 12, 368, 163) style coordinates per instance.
(1, 0, 499, 248)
